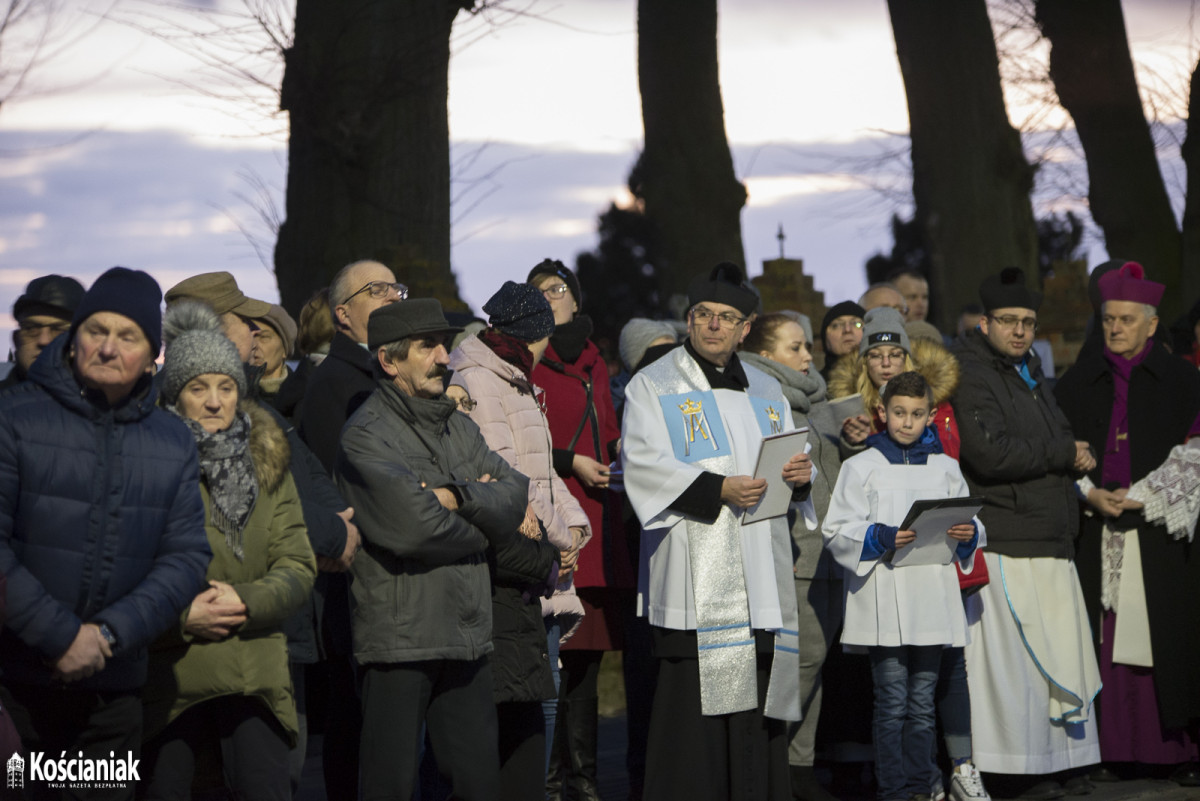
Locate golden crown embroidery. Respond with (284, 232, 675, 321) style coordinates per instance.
(678, 398, 719, 456)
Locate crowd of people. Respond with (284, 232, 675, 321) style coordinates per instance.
(0, 257, 1198, 801)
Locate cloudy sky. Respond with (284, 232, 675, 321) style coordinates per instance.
(1, 0, 1194, 333)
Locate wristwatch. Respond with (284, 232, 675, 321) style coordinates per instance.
(97, 623, 118, 650)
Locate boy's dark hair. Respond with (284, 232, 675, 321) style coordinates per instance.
(881, 370, 934, 407)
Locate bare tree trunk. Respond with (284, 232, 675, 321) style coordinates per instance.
(887, 0, 1038, 331)
(1180, 57, 1200, 307)
(274, 0, 470, 312)
(636, 0, 746, 303)
(1035, 0, 1182, 318)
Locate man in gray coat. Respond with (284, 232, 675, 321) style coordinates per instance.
(334, 299, 531, 801)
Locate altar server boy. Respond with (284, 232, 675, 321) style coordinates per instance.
(823, 371, 983, 801)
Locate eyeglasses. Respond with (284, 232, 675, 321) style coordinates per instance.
(866, 348, 906, 364)
(989, 314, 1037, 332)
(691, 306, 747, 329)
(541, 284, 570, 299)
(343, 281, 408, 304)
(17, 320, 71, 341)
(828, 319, 863, 332)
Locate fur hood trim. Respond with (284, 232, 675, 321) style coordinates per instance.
(244, 400, 291, 494)
(827, 336, 960, 412)
(911, 337, 960, 406)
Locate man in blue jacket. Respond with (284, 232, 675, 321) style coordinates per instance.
(0, 267, 211, 799)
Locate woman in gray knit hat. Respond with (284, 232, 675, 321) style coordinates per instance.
(141, 301, 316, 800)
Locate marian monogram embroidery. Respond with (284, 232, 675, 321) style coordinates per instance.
(678, 397, 719, 456)
(658, 390, 730, 463)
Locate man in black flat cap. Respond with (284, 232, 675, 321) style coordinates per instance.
(335, 298, 552, 801)
(3, 274, 85, 390)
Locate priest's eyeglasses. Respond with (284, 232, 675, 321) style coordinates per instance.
(344, 281, 409, 304)
(988, 314, 1037, 332)
(691, 307, 747, 329)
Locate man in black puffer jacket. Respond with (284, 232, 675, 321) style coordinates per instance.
(0, 268, 211, 797)
(951, 268, 1101, 797)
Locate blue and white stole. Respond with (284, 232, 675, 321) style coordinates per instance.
(640, 347, 800, 720)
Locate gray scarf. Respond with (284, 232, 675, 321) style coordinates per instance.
(739, 353, 827, 413)
(175, 409, 258, 561)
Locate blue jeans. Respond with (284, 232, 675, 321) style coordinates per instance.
(869, 645, 941, 801)
(936, 646, 972, 761)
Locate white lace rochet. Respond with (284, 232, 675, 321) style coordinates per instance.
(1125, 439, 1200, 542)
(1080, 440, 1200, 613)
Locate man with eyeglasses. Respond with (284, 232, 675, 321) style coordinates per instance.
(300, 259, 406, 472)
(1056, 262, 1200, 788)
(2, 274, 85, 390)
(296, 258, 403, 801)
(819, 301, 866, 382)
(951, 267, 1102, 798)
(623, 263, 813, 801)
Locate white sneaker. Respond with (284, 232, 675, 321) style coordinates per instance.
(932, 774, 946, 801)
(950, 762, 991, 801)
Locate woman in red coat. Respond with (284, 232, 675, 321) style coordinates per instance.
(528, 259, 637, 800)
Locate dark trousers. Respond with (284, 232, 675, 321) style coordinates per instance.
(359, 658, 499, 801)
(140, 696, 290, 801)
(496, 702, 544, 801)
(643, 628, 791, 801)
(0, 681, 143, 801)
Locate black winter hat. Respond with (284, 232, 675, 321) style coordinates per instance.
(483, 281, 556, 342)
(526, 258, 581, 308)
(979, 267, 1042, 312)
(687, 262, 758, 317)
(70, 267, 163, 355)
(13, 274, 85, 320)
(821, 300, 866, 340)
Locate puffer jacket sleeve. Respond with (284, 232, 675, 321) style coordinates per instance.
(93, 443, 211, 655)
(0, 411, 82, 659)
(952, 364, 1076, 482)
(336, 417, 489, 564)
(451, 416, 531, 542)
(234, 472, 318, 631)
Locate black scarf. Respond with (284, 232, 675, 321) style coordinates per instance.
(550, 315, 594, 364)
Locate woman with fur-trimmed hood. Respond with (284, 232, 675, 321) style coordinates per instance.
(828, 307, 961, 459)
(141, 301, 316, 800)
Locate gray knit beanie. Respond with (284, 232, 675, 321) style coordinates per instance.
(162, 301, 247, 404)
(619, 318, 678, 372)
(859, 307, 910, 356)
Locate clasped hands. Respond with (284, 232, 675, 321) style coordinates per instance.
(185, 580, 247, 642)
(721, 453, 812, 509)
(1086, 486, 1143, 518)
